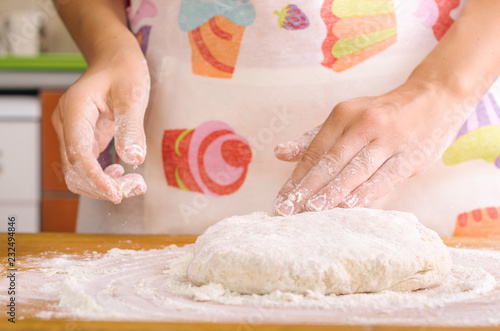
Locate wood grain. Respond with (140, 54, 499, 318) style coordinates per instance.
(0, 321, 494, 331)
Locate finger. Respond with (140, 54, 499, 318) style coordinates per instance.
(63, 167, 119, 201)
(60, 139, 122, 202)
(112, 81, 149, 165)
(274, 126, 320, 162)
(53, 105, 101, 199)
(53, 104, 116, 200)
(64, 150, 122, 203)
(338, 154, 408, 208)
(114, 173, 147, 199)
(274, 115, 345, 210)
(61, 103, 122, 203)
(304, 142, 393, 212)
(274, 131, 367, 216)
(104, 164, 125, 179)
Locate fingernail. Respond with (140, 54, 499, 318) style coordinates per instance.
(124, 144, 144, 163)
(340, 194, 358, 208)
(276, 200, 294, 216)
(306, 195, 326, 211)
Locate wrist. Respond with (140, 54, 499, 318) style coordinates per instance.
(405, 58, 496, 109)
(405, 70, 466, 103)
(87, 29, 145, 68)
(392, 73, 476, 137)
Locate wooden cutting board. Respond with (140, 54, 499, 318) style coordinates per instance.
(0, 233, 498, 331)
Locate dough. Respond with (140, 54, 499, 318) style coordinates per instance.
(187, 208, 452, 295)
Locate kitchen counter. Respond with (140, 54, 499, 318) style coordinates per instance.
(0, 233, 498, 331)
(0, 53, 86, 90)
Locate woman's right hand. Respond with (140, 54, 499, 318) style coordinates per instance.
(51, 49, 150, 203)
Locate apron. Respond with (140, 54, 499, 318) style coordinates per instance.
(77, 0, 500, 237)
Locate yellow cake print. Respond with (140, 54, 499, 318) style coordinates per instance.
(321, 0, 397, 72)
(443, 93, 500, 169)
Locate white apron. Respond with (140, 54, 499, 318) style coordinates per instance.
(77, 0, 500, 237)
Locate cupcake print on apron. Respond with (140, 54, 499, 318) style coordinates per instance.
(414, 0, 500, 238)
(443, 93, 500, 170)
(178, 0, 256, 78)
(127, 0, 158, 54)
(414, 0, 460, 41)
(454, 207, 500, 237)
(162, 121, 252, 196)
(444, 94, 500, 237)
(321, 0, 397, 72)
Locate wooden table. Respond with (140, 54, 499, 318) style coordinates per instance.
(0, 233, 499, 331)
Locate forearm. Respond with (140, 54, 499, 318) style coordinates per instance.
(407, 0, 500, 106)
(53, 0, 142, 66)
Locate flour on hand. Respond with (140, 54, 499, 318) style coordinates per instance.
(187, 208, 452, 295)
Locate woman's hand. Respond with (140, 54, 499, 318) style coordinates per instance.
(274, 0, 500, 216)
(53, 0, 150, 203)
(52, 50, 150, 203)
(274, 81, 464, 215)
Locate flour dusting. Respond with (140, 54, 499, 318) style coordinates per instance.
(187, 209, 452, 295)
(3, 244, 499, 326)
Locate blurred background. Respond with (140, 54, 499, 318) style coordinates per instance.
(0, 0, 87, 233)
(0, 0, 79, 54)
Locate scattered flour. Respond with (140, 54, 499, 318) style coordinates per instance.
(2, 244, 499, 326)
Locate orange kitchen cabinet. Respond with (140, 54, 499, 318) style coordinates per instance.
(42, 197, 78, 232)
(40, 90, 79, 232)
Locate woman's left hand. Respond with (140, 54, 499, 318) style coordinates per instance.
(273, 81, 465, 216)
(273, 0, 500, 216)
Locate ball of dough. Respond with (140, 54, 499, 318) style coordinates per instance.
(187, 208, 451, 295)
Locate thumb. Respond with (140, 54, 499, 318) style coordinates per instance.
(274, 126, 320, 162)
(114, 112, 147, 165)
(112, 86, 149, 165)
